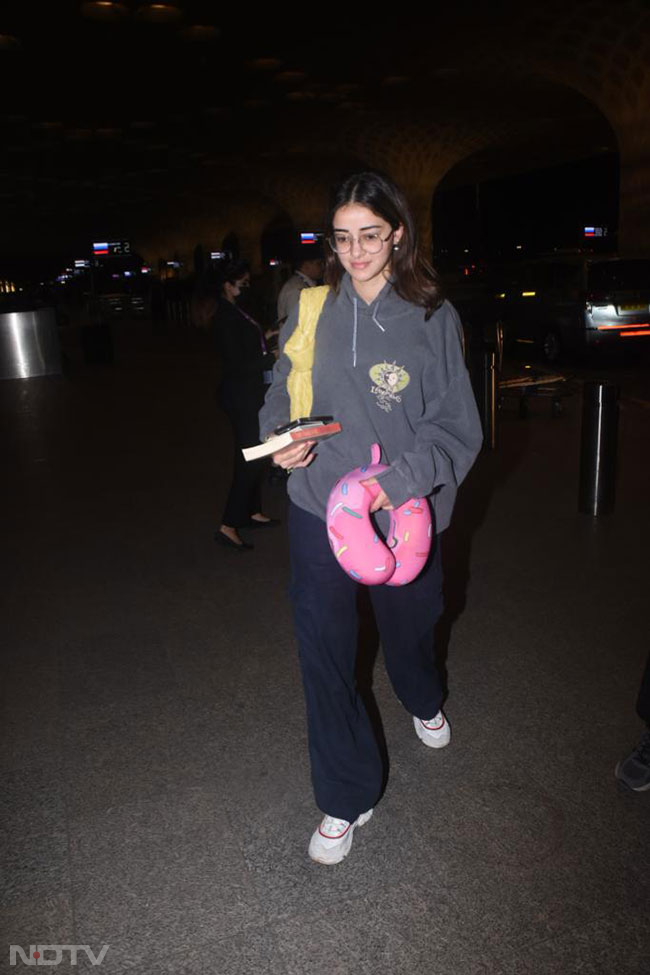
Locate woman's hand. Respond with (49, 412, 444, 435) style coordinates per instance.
(271, 440, 316, 470)
(360, 476, 394, 512)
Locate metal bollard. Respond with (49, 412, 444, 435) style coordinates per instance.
(578, 381, 619, 516)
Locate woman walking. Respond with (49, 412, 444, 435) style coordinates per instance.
(214, 260, 277, 550)
(259, 172, 483, 862)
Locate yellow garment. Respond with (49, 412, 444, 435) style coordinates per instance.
(285, 285, 330, 420)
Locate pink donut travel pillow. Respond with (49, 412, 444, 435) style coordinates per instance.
(326, 444, 432, 586)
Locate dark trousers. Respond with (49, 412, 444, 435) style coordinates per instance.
(220, 398, 265, 528)
(288, 502, 444, 823)
(637, 653, 650, 727)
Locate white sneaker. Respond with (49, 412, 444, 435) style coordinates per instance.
(308, 809, 374, 865)
(414, 709, 451, 749)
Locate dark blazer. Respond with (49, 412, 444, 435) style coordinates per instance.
(213, 297, 275, 412)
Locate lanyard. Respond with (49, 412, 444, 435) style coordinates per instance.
(237, 305, 268, 354)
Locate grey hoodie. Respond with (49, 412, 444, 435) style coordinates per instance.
(259, 273, 482, 532)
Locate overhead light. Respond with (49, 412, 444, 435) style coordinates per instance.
(274, 70, 307, 85)
(136, 3, 182, 24)
(182, 24, 220, 41)
(245, 57, 283, 71)
(81, 2, 129, 22)
(286, 90, 316, 102)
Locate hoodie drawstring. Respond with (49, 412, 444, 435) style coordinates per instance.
(352, 292, 386, 367)
(372, 295, 386, 333)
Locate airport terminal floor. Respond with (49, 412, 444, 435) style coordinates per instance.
(1, 319, 649, 974)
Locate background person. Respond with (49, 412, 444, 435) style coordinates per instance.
(213, 260, 278, 550)
(616, 653, 650, 791)
(276, 249, 324, 325)
(259, 171, 483, 863)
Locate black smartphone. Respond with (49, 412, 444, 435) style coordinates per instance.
(273, 416, 334, 436)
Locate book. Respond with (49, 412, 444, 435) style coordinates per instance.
(242, 420, 342, 462)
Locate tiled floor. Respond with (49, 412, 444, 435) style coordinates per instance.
(1, 321, 649, 974)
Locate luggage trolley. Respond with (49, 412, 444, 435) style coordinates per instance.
(498, 369, 578, 419)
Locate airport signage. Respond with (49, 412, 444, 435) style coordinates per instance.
(92, 240, 131, 257)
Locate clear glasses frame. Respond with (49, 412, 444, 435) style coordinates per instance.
(327, 229, 395, 255)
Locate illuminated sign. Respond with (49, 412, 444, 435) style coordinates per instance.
(93, 240, 132, 257)
(300, 232, 320, 244)
(584, 226, 607, 238)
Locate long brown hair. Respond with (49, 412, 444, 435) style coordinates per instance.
(324, 171, 443, 319)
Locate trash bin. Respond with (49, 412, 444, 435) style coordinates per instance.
(0, 307, 63, 380)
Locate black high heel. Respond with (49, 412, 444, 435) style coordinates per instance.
(214, 530, 253, 551)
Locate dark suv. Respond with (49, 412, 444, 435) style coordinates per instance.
(493, 256, 650, 362)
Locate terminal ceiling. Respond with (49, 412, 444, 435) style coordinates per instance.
(0, 0, 648, 259)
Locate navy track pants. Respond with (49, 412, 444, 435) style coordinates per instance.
(288, 502, 444, 823)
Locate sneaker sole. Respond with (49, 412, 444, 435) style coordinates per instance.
(308, 809, 374, 865)
(414, 716, 451, 749)
(614, 762, 650, 792)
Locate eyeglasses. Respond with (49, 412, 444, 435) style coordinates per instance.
(327, 230, 394, 255)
